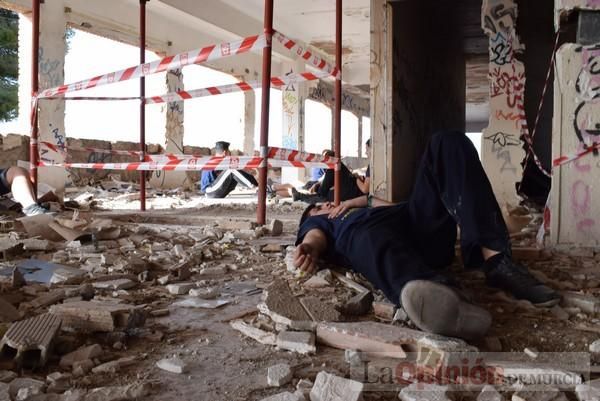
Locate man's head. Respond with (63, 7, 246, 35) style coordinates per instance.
(322, 149, 335, 158)
(299, 202, 335, 226)
(215, 141, 231, 156)
(365, 139, 371, 156)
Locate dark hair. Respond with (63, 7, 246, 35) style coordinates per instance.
(366, 138, 371, 147)
(299, 204, 317, 227)
(322, 149, 335, 157)
(215, 141, 230, 152)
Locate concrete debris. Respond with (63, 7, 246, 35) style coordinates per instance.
(78, 382, 152, 401)
(262, 244, 283, 253)
(0, 297, 20, 323)
(276, 331, 316, 354)
(0, 313, 61, 367)
(512, 387, 568, 401)
(372, 301, 397, 320)
(189, 288, 220, 299)
(172, 298, 229, 309)
(269, 219, 284, 236)
(341, 291, 373, 316)
(399, 383, 451, 401)
(344, 349, 365, 366)
(299, 297, 341, 322)
(0, 383, 8, 401)
(562, 292, 600, 314)
(0, 239, 23, 261)
(156, 357, 188, 374)
(0, 371, 16, 383)
(267, 363, 293, 387)
(166, 282, 195, 295)
(590, 340, 600, 354)
(331, 271, 369, 293)
(258, 279, 314, 331)
(575, 378, 600, 401)
(21, 238, 52, 251)
(198, 266, 229, 276)
(416, 336, 478, 377)
(24, 290, 66, 310)
(259, 392, 304, 401)
(72, 359, 95, 377)
(310, 371, 363, 401)
(477, 385, 504, 401)
(296, 379, 313, 399)
(50, 301, 145, 332)
(60, 344, 103, 369)
(393, 307, 409, 323)
(8, 378, 45, 401)
(230, 320, 277, 346)
(92, 279, 136, 290)
(303, 275, 331, 289)
(524, 347, 539, 359)
(550, 306, 569, 321)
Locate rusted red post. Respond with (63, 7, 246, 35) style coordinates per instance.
(30, 0, 40, 197)
(139, 0, 147, 211)
(257, 0, 274, 225)
(333, 0, 342, 205)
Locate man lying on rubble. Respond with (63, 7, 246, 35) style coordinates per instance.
(0, 166, 50, 216)
(293, 130, 560, 341)
(200, 141, 259, 198)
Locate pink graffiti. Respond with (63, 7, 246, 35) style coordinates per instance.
(489, 65, 525, 108)
(589, 0, 600, 7)
(574, 143, 592, 172)
(577, 219, 596, 232)
(570, 180, 596, 232)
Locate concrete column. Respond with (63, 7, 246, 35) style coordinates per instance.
(550, 12, 600, 245)
(150, 68, 191, 189)
(281, 61, 306, 184)
(481, 0, 526, 209)
(37, 0, 67, 196)
(243, 89, 256, 155)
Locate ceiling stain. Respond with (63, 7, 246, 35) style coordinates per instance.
(309, 40, 353, 56)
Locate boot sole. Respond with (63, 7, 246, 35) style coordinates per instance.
(401, 280, 492, 340)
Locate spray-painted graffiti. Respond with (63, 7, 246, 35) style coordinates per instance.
(495, 110, 521, 129)
(308, 81, 369, 117)
(490, 32, 513, 66)
(38, 47, 62, 88)
(485, 132, 519, 173)
(483, 0, 517, 35)
(282, 83, 300, 149)
(490, 66, 526, 108)
(573, 46, 600, 144)
(571, 179, 596, 232)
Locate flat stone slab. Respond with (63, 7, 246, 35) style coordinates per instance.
(0, 313, 61, 367)
(230, 320, 276, 346)
(60, 344, 103, 369)
(156, 357, 188, 374)
(299, 297, 341, 322)
(399, 383, 451, 401)
(92, 279, 136, 290)
(276, 331, 316, 354)
(310, 371, 363, 401)
(259, 392, 304, 401)
(267, 363, 293, 387)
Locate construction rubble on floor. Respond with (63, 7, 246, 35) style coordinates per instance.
(0, 185, 599, 400)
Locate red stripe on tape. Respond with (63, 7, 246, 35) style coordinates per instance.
(195, 45, 216, 64)
(237, 35, 259, 53)
(237, 82, 253, 91)
(180, 91, 193, 100)
(271, 77, 285, 87)
(284, 40, 295, 50)
(303, 51, 311, 60)
(156, 56, 175, 73)
(120, 67, 137, 82)
(86, 75, 102, 89)
(207, 87, 221, 95)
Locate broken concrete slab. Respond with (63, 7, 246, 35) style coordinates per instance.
(17, 214, 62, 242)
(0, 297, 20, 323)
(8, 378, 45, 401)
(172, 298, 229, 309)
(259, 392, 304, 401)
(299, 297, 341, 322)
(72, 359, 95, 377)
(59, 344, 103, 369)
(230, 320, 277, 346)
(399, 382, 451, 401)
(332, 271, 369, 293)
(48, 221, 92, 243)
(16, 259, 85, 285)
(477, 385, 504, 401)
(0, 313, 61, 367)
(372, 301, 396, 320)
(258, 279, 314, 331)
(276, 331, 316, 354)
(24, 289, 66, 310)
(296, 379, 313, 399)
(156, 357, 188, 374)
(78, 382, 152, 401)
(310, 371, 363, 401)
(267, 363, 293, 387)
(562, 292, 600, 314)
(92, 279, 136, 291)
(303, 275, 331, 289)
(589, 340, 600, 354)
(166, 282, 195, 295)
(20, 238, 52, 251)
(512, 387, 568, 401)
(341, 292, 373, 316)
(91, 356, 137, 374)
(0, 239, 23, 261)
(189, 288, 220, 299)
(0, 371, 16, 383)
(50, 301, 145, 332)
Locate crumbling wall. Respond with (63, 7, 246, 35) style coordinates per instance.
(551, 43, 600, 246)
(481, 0, 527, 209)
(555, 0, 600, 26)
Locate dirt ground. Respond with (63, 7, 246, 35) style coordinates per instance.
(1, 195, 599, 401)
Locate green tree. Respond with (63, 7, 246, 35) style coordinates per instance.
(0, 8, 18, 122)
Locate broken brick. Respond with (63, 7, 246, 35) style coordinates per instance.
(276, 331, 316, 354)
(310, 371, 363, 401)
(267, 363, 292, 387)
(372, 301, 396, 320)
(50, 301, 145, 332)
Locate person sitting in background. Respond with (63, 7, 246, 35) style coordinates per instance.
(355, 138, 371, 194)
(0, 166, 50, 216)
(267, 150, 329, 198)
(200, 141, 258, 198)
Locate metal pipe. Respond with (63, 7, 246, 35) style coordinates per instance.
(139, 0, 147, 211)
(257, 0, 274, 225)
(30, 0, 40, 198)
(334, 0, 342, 205)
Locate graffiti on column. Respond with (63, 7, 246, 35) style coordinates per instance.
(282, 70, 299, 149)
(573, 46, 600, 144)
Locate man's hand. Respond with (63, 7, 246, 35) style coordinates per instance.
(328, 201, 351, 219)
(294, 243, 320, 275)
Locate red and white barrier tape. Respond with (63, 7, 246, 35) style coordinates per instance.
(145, 70, 332, 104)
(37, 33, 267, 99)
(553, 142, 600, 167)
(274, 31, 340, 79)
(267, 146, 339, 164)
